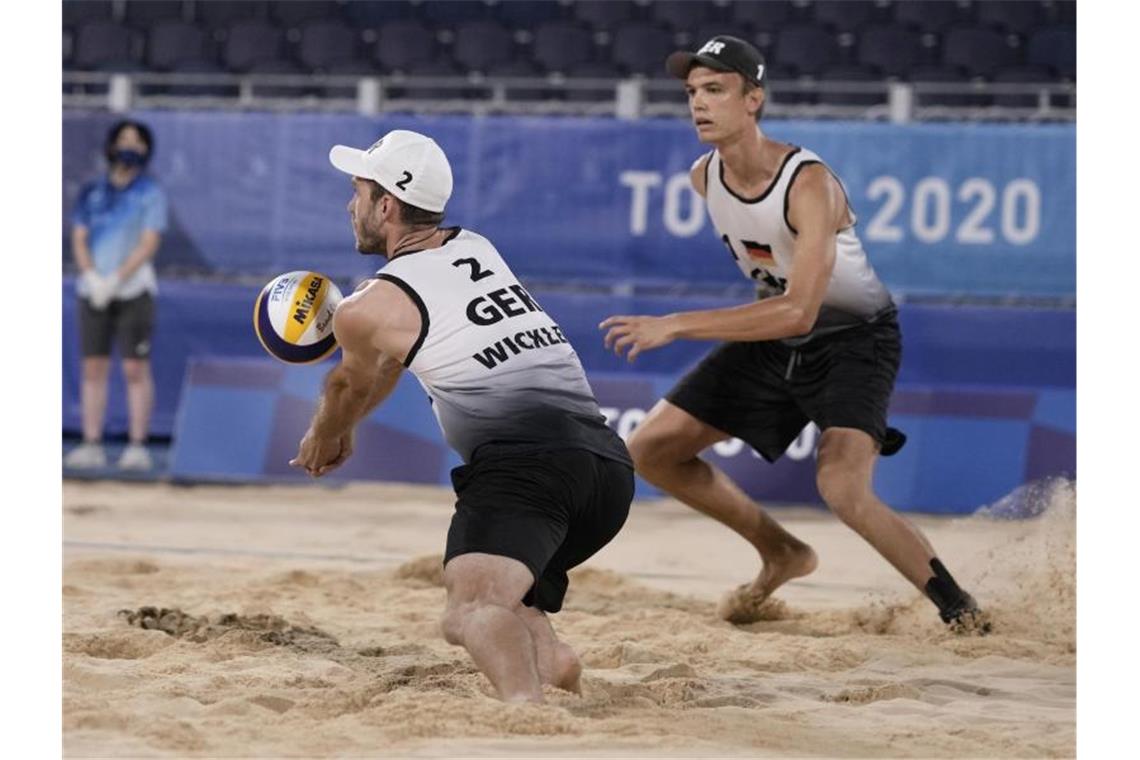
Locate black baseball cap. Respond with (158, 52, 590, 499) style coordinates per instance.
(666, 35, 767, 87)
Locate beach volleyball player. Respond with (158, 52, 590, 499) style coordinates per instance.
(600, 37, 986, 630)
(290, 130, 634, 701)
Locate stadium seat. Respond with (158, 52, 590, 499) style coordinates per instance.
(73, 22, 137, 70)
(610, 23, 674, 76)
(857, 25, 922, 78)
(893, 0, 965, 34)
(573, 1, 638, 30)
(270, 1, 342, 29)
(692, 24, 736, 48)
(976, 1, 1047, 35)
(297, 21, 361, 72)
(63, 0, 113, 27)
(496, 1, 567, 30)
(1052, 0, 1076, 26)
(532, 22, 596, 73)
(420, 0, 495, 27)
(1026, 26, 1076, 79)
(124, 0, 185, 29)
(222, 20, 285, 72)
(942, 26, 1019, 79)
(342, 1, 417, 27)
(64, 27, 74, 67)
(813, 1, 876, 32)
(992, 65, 1054, 107)
(374, 21, 439, 72)
(773, 24, 839, 76)
(146, 21, 212, 71)
(727, 0, 797, 33)
(818, 64, 883, 105)
(649, 1, 716, 32)
(196, 1, 268, 28)
(452, 21, 515, 72)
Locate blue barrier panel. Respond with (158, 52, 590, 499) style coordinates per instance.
(64, 112, 1074, 297)
(62, 278, 1075, 438)
(169, 357, 1074, 513)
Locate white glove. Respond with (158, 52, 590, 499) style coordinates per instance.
(85, 271, 117, 310)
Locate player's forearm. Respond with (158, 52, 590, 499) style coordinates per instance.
(115, 236, 160, 281)
(310, 360, 402, 437)
(72, 230, 94, 272)
(668, 297, 815, 343)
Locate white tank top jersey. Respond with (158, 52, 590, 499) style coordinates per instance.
(703, 146, 895, 345)
(374, 228, 631, 466)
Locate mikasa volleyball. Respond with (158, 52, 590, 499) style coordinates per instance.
(253, 271, 344, 364)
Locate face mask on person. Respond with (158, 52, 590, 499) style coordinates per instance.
(112, 149, 147, 168)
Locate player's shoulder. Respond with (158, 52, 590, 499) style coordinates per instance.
(135, 174, 166, 197)
(76, 178, 105, 203)
(689, 151, 714, 196)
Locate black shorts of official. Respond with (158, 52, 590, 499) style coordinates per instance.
(79, 293, 155, 359)
(444, 444, 634, 613)
(666, 313, 904, 462)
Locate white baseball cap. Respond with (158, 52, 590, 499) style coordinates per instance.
(329, 129, 453, 213)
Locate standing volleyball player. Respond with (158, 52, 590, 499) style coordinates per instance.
(65, 120, 166, 471)
(291, 130, 634, 701)
(600, 37, 984, 630)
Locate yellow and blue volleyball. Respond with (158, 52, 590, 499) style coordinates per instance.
(253, 271, 344, 364)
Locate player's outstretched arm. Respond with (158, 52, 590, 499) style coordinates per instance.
(290, 293, 405, 477)
(600, 165, 844, 359)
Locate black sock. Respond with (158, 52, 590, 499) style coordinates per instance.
(924, 558, 977, 624)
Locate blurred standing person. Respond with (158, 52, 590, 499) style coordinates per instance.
(65, 119, 167, 470)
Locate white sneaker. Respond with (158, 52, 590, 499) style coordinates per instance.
(117, 444, 153, 471)
(64, 442, 107, 469)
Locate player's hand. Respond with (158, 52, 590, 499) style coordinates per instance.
(599, 314, 677, 362)
(290, 429, 354, 477)
(84, 271, 115, 311)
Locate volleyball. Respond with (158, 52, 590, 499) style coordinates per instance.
(253, 271, 344, 364)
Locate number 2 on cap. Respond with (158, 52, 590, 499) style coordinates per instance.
(396, 171, 413, 190)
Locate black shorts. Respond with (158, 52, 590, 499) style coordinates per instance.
(79, 293, 155, 359)
(666, 313, 904, 462)
(444, 444, 634, 613)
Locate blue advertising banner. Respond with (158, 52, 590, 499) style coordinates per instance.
(64, 112, 1075, 297)
(62, 278, 1075, 439)
(169, 358, 1075, 514)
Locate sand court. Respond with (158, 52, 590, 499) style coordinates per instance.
(63, 479, 1075, 758)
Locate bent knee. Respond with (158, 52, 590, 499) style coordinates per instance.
(440, 606, 470, 646)
(627, 425, 693, 475)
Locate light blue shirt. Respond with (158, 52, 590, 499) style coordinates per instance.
(72, 173, 167, 299)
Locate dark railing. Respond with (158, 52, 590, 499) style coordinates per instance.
(63, 70, 1075, 122)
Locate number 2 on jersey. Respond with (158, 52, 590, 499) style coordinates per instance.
(452, 257, 495, 282)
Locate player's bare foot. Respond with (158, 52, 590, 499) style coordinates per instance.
(550, 643, 583, 694)
(717, 541, 818, 624)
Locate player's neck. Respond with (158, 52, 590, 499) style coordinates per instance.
(387, 225, 443, 259)
(717, 124, 780, 184)
(109, 165, 140, 189)
(715, 124, 788, 185)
